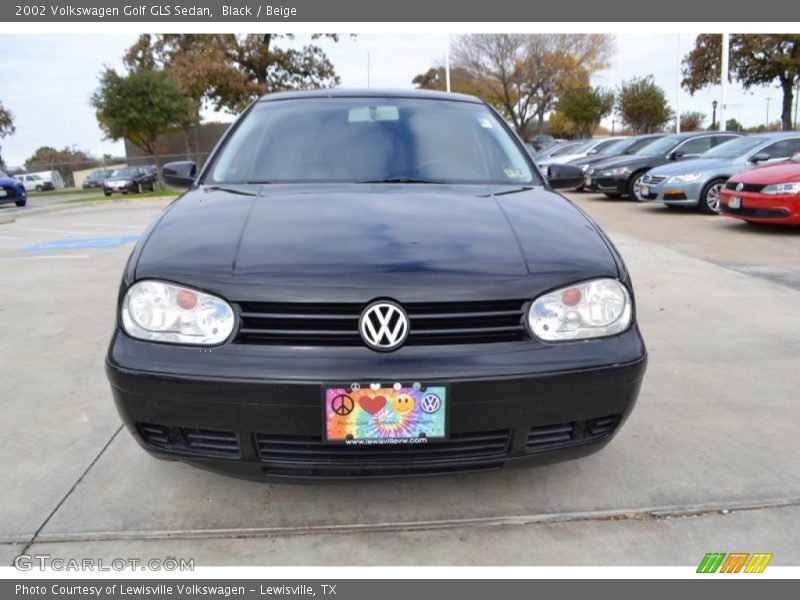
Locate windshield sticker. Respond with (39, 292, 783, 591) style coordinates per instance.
(504, 168, 526, 178)
(478, 117, 494, 128)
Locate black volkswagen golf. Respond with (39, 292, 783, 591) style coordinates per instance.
(106, 89, 647, 481)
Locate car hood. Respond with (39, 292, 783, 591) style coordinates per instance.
(0, 177, 19, 186)
(731, 160, 800, 184)
(134, 183, 619, 303)
(648, 157, 732, 177)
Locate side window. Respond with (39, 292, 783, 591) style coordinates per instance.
(759, 138, 800, 160)
(677, 136, 713, 156)
(711, 135, 739, 147)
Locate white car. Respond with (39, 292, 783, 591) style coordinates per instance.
(16, 173, 54, 192)
(537, 137, 626, 169)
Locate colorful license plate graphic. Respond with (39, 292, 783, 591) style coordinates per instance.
(323, 383, 447, 444)
(729, 196, 742, 209)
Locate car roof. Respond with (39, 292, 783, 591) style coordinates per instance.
(259, 88, 484, 105)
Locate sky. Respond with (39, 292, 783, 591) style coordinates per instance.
(0, 33, 793, 168)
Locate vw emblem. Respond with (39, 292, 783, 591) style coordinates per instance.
(359, 300, 409, 351)
(420, 393, 441, 414)
(736, 182, 744, 192)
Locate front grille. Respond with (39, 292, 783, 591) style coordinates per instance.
(235, 300, 528, 346)
(526, 414, 620, 453)
(721, 205, 789, 219)
(725, 181, 765, 193)
(255, 429, 511, 478)
(641, 174, 666, 185)
(1, 186, 18, 199)
(138, 423, 240, 458)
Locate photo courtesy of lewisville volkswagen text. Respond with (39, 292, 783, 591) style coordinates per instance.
(0, 0, 798, 588)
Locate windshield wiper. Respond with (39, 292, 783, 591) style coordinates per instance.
(357, 177, 440, 184)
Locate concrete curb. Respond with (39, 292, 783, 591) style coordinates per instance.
(2, 196, 177, 220)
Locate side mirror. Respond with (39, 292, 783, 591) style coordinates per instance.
(750, 152, 770, 163)
(547, 164, 584, 189)
(163, 161, 197, 188)
(669, 150, 685, 160)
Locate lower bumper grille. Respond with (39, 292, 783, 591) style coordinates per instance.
(255, 429, 511, 478)
(138, 423, 240, 458)
(1, 186, 18, 199)
(721, 205, 790, 219)
(526, 414, 620, 453)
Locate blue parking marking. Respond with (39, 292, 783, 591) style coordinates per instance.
(23, 236, 139, 252)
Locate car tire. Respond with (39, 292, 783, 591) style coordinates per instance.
(604, 193, 623, 199)
(136, 183, 143, 194)
(104, 191, 111, 197)
(626, 171, 647, 200)
(699, 179, 726, 214)
(15, 199, 26, 207)
(35, 185, 43, 192)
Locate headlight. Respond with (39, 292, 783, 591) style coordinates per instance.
(602, 167, 630, 177)
(761, 182, 800, 195)
(527, 278, 632, 342)
(668, 172, 703, 184)
(121, 280, 235, 345)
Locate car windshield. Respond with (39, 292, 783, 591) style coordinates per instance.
(547, 142, 581, 157)
(592, 139, 627, 155)
(621, 136, 661, 154)
(633, 135, 681, 156)
(0, 169, 8, 178)
(111, 167, 138, 177)
(701, 136, 769, 159)
(206, 97, 537, 185)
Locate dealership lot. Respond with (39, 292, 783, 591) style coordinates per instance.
(0, 194, 798, 566)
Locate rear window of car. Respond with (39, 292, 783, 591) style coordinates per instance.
(206, 97, 538, 186)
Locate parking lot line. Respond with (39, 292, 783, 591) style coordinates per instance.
(13, 226, 93, 236)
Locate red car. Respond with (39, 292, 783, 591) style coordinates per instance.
(719, 153, 800, 225)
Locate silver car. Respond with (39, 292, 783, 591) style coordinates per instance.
(638, 133, 800, 213)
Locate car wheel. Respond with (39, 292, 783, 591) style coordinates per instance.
(699, 179, 726, 214)
(626, 171, 646, 200)
(136, 183, 143, 194)
(104, 191, 111, 197)
(15, 199, 26, 207)
(604, 193, 623, 199)
(35, 185, 43, 192)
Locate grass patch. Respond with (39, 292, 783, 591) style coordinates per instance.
(63, 189, 179, 203)
(28, 188, 105, 198)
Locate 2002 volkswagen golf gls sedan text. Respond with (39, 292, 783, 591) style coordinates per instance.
(106, 89, 647, 481)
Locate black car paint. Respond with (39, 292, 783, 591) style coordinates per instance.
(107, 89, 647, 481)
(103, 167, 158, 195)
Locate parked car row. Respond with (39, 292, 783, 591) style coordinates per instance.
(561, 131, 800, 225)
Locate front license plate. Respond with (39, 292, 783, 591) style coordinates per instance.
(639, 185, 649, 196)
(0, 189, 6, 197)
(728, 196, 741, 209)
(323, 382, 447, 444)
(583, 176, 592, 187)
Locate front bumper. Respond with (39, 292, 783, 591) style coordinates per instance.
(107, 327, 647, 481)
(638, 177, 701, 206)
(719, 189, 800, 224)
(583, 173, 627, 195)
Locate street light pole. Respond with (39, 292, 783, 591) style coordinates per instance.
(766, 97, 771, 129)
(712, 100, 718, 130)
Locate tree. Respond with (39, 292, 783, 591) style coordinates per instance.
(547, 111, 576, 138)
(0, 100, 14, 171)
(682, 35, 800, 131)
(725, 117, 744, 132)
(446, 34, 614, 135)
(24, 146, 97, 186)
(616, 76, 674, 133)
(92, 68, 197, 184)
(124, 34, 343, 114)
(558, 86, 615, 138)
(680, 111, 707, 132)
